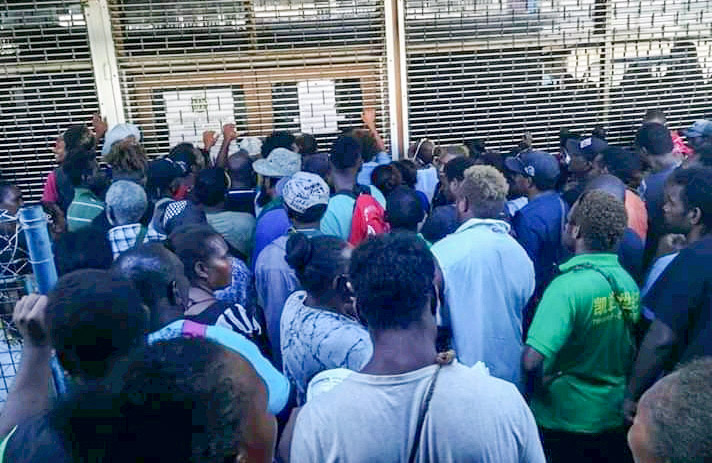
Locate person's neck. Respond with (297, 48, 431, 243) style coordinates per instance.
(392, 226, 419, 233)
(457, 211, 476, 225)
(292, 220, 321, 230)
(230, 182, 254, 191)
(203, 202, 225, 213)
(574, 245, 610, 256)
(652, 154, 677, 172)
(154, 303, 186, 331)
(527, 187, 548, 200)
(304, 293, 342, 315)
(332, 170, 357, 192)
(686, 226, 708, 245)
(189, 284, 215, 301)
(360, 327, 438, 376)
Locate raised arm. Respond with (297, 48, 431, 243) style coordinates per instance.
(0, 295, 53, 439)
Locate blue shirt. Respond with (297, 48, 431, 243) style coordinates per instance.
(320, 185, 386, 240)
(356, 151, 391, 185)
(252, 207, 290, 268)
(512, 191, 567, 294)
(431, 218, 535, 386)
(149, 319, 290, 414)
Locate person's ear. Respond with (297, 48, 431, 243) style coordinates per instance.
(195, 261, 209, 281)
(168, 280, 179, 306)
(456, 196, 468, 215)
(571, 224, 582, 240)
(689, 206, 703, 226)
(333, 275, 354, 299)
(106, 206, 116, 226)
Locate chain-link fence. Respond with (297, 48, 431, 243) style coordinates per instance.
(0, 211, 31, 406)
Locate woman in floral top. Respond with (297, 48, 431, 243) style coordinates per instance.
(280, 233, 372, 404)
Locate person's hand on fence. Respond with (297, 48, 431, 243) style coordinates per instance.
(361, 108, 377, 128)
(203, 130, 218, 150)
(91, 113, 108, 140)
(13, 294, 49, 348)
(222, 123, 239, 142)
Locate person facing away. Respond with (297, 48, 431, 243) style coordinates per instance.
(636, 123, 680, 266)
(505, 150, 567, 304)
(320, 134, 386, 240)
(385, 186, 428, 246)
(166, 224, 263, 344)
(9, 338, 278, 463)
(65, 149, 108, 232)
(105, 180, 162, 260)
(254, 171, 331, 366)
(112, 243, 290, 416)
(251, 146, 302, 267)
(594, 145, 648, 242)
(195, 167, 256, 260)
(53, 225, 113, 276)
(280, 233, 372, 405)
(0, 269, 150, 461)
(522, 190, 640, 463)
(585, 174, 645, 282)
(431, 165, 534, 386)
(225, 152, 258, 215)
(393, 159, 430, 213)
(625, 166, 712, 420)
(289, 233, 545, 463)
(420, 156, 476, 243)
(628, 358, 712, 463)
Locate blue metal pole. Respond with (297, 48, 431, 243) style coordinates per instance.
(18, 205, 66, 395)
(18, 206, 57, 295)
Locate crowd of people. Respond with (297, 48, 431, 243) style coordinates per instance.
(0, 106, 710, 462)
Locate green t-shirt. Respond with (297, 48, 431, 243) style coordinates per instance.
(526, 253, 640, 434)
(66, 187, 105, 232)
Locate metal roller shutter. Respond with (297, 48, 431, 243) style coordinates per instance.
(404, 0, 712, 152)
(1, 1, 100, 201)
(106, 0, 390, 157)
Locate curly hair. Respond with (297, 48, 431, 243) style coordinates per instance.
(642, 357, 712, 463)
(455, 165, 509, 219)
(46, 269, 147, 380)
(349, 233, 434, 329)
(103, 140, 148, 175)
(570, 190, 627, 252)
(53, 338, 251, 463)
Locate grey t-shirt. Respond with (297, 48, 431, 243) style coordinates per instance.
(291, 361, 545, 463)
(280, 291, 373, 405)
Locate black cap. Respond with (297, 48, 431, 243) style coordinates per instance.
(565, 136, 609, 161)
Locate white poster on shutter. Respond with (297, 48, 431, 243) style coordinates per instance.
(163, 88, 235, 147)
(297, 79, 338, 134)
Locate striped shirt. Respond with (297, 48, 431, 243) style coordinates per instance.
(66, 188, 105, 232)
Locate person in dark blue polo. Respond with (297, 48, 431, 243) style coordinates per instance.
(506, 151, 567, 328)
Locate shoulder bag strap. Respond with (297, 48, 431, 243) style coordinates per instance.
(565, 264, 636, 333)
(408, 365, 442, 463)
(407, 350, 454, 463)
